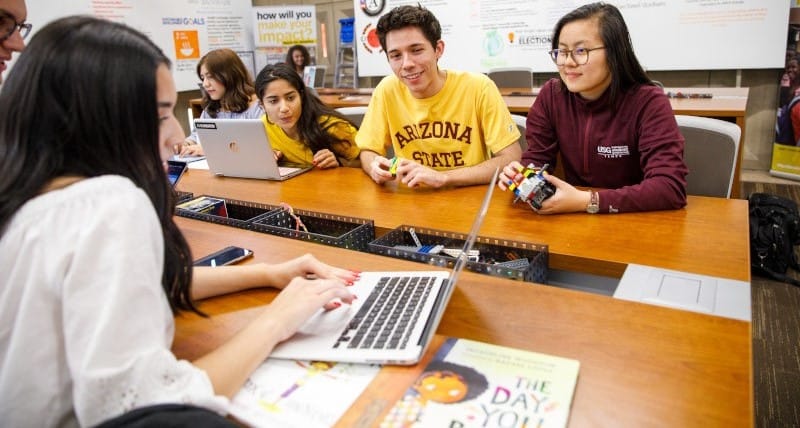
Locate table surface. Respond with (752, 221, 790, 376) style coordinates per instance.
(178, 90, 752, 425)
(176, 167, 751, 282)
(172, 215, 752, 427)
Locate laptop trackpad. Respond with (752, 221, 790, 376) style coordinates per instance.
(296, 305, 354, 335)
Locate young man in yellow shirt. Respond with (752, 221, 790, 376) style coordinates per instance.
(356, 4, 521, 188)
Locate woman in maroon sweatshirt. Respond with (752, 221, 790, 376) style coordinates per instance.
(499, 2, 687, 214)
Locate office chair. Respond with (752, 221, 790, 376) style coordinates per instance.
(511, 114, 528, 151)
(336, 106, 368, 127)
(487, 67, 534, 88)
(303, 65, 327, 88)
(311, 65, 327, 88)
(336, 106, 394, 158)
(676, 114, 741, 198)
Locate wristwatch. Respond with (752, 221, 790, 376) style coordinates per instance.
(586, 191, 599, 214)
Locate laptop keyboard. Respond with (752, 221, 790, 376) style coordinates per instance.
(334, 275, 435, 350)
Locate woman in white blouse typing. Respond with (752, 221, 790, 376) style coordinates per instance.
(0, 16, 357, 427)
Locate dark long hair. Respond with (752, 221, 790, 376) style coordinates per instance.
(197, 48, 255, 117)
(551, 2, 653, 107)
(285, 44, 311, 73)
(0, 16, 198, 314)
(255, 62, 355, 153)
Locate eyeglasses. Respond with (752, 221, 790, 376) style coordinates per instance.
(548, 47, 605, 66)
(0, 10, 32, 43)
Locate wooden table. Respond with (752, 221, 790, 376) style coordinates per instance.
(177, 167, 750, 281)
(172, 216, 752, 427)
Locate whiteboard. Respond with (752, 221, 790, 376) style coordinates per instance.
(23, 0, 254, 92)
(354, 0, 791, 77)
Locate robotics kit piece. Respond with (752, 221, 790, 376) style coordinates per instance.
(508, 163, 556, 210)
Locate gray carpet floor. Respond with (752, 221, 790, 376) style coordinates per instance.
(741, 181, 800, 428)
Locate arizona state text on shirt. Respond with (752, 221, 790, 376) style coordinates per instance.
(394, 120, 473, 168)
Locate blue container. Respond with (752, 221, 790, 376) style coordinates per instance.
(339, 17, 354, 44)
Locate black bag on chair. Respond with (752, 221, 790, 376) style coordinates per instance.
(748, 192, 800, 287)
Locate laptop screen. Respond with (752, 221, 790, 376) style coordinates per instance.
(447, 167, 499, 287)
(167, 160, 187, 187)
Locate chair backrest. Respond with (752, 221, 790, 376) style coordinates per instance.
(511, 114, 528, 151)
(676, 114, 741, 198)
(336, 105, 394, 157)
(487, 67, 534, 88)
(336, 106, 367, 128)
(303, 65, 327, 88)
(313, 65, 327, 88)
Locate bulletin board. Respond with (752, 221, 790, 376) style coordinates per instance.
(354, 0, 791, 77)
(26, 0, 254, 92)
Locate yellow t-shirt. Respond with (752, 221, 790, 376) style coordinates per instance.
(260, 115, 360, 166)
(355, 70, 519, 170)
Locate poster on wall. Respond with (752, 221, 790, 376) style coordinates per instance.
(353, 0, 789, 78)
(252, 6, 317, 76)
(24, 0, 254, 92)
(770, 4, 800, 181)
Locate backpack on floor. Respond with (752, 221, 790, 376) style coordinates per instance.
(749, 192, 800, 287)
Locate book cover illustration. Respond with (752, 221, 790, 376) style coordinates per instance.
(229, 359, 379, 428)
(381, 338, 580, 428)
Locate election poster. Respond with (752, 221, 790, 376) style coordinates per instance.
(354, 0, 788, 77)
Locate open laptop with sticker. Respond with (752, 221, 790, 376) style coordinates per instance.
(194, 118, 311, 181)
(269, 169, 500, 365)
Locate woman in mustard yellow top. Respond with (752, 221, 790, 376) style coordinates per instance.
(255, 63, 360, 168)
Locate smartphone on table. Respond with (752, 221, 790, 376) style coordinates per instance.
(166, 160, 188, 187)
(193, 246, 254, 267)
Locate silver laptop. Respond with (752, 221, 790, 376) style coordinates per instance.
(194, 118, 311, 181)
(269, 169, 499, 365)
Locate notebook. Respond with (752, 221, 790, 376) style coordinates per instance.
(269, 169, 499, 365)
(194, 118, 311, 181)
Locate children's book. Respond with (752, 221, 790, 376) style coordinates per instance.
(380, 338, 580, 428)
(229, 359, 380, 428)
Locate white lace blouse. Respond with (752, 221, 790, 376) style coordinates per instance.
(0, 175, 228, 427)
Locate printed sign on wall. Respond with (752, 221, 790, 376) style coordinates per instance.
(252, 6, 317, 48)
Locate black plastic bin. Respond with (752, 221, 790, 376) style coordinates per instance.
(368, 225, 548, 284)
(252, 208, 375, 251)
(175, 195, 278, 229)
